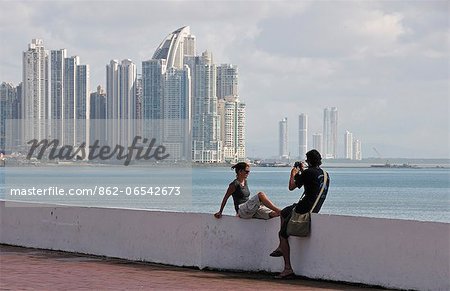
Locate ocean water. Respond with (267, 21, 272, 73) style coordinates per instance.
(192, 167, 450, 223)
(1, 166, 449, 223)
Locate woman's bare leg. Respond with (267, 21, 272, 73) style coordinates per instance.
(257, 192, 281, 214)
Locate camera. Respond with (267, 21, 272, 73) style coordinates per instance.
(294, 161, 303, 169)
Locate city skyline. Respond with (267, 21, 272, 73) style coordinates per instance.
(0, 1, 448, 158)
(2, 26, 246, 163)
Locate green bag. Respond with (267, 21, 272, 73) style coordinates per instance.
(286, 171, 328, 237)
(286, 211, 312, 237)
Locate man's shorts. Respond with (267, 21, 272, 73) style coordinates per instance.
(238, 194, 272, 220)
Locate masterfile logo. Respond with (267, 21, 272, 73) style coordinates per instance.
(26, 136, 170, 166)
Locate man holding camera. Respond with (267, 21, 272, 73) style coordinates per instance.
(270, 149, 330, 279)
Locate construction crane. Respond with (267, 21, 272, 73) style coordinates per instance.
(372, 147, 382, 159)
(372, 147, 390, 166)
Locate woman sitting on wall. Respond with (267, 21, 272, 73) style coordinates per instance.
(214, 162, 281, 220)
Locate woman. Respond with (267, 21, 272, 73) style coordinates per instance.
(270, 149, 330, 279)
(214, 162, 281, 219)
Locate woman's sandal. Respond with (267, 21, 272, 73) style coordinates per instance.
(269, 249, 283, 257)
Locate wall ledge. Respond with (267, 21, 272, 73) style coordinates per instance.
(1, 201, 449, 291)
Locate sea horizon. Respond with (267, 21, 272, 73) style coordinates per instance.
(1, 166, 449, 224)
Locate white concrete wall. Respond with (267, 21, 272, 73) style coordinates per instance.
(1, 201, 449, 291)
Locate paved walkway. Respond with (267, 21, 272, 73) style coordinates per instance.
(0, 245, 388, 290)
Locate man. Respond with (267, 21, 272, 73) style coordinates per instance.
(270, 149, 330, 279)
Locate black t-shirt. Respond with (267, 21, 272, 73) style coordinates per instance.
(294, 167, 330, 214)
(230, 179, 250, 212)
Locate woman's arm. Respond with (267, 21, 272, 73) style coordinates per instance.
(214, 184, 236, 218)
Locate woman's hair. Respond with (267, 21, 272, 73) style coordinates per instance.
(306, 149, 322, 167)
(231, 162, 249, 174)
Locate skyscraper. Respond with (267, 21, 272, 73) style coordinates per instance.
(61, 56, 89, 145)
(22, 39, 49, 142)
(145, 26, 242, 163)
(218, 96, 246, 163)
(323, 107, 338, 159)
(216, 64, 238, 99)
(353, 139, 362, 160)
(90, 85, 106, 120)
(0, 82, 17, 150)
(142, 59, 166, 121)
(75, 64, 90, 144)
(312, 133, 323, 154)
(62, 56, 79, 145)
(50, 49, 66, 139)
(50, 49, 66, 120)
(119, 59, 136, 120)
(89, 85, 107, 145)
(298, 113, 308, 159)
(13, 83, 22, 120)
(135, 76, 143, 120)
(163, 66, 192, 160)
(344, 130, 353, 159)
(106, 59, 137, 147)
(279, 117, 288, 159)
(189, 51, 221, 162)
(153, 26, 195, 69)
(76, 64, 90, 120)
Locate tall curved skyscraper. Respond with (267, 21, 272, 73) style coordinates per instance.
(152, 26, 196, 69)
(143, 26, 196, 161)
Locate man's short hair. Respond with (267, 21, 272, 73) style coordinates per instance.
(306, 149, 322, 166)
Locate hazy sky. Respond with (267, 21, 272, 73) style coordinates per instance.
(0, 1, 448, 159)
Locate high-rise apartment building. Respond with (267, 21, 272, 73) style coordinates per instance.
(135, 76, 143, 120)
(106, 59, 137, 147)
(22, 39, 49, 142)
(189, 51, 221, 162)
(76, 64, 90, 120)
(89, 85, 107, 145)
(344, 130, 353, 159)
(0, 82, 17, 150)
(163, 66, 192, 160)
(50, 49, 66, 139)
(50, 49, 66, 120)
(142, 59, 166, 121)
(218, 96, 246, 163)
(216, 64, 238, 99)
(279, 117, 288, 159)
(312, 133, 323, 154)
(75, 64, 90, 144)
(323, 107, 338, 159)
(119, 59, 136, 121)
(62, 56, 78, 145)
(13, 83, 22, 120)
(62, 56, 90, 145)
(353, 139, 362, 160)
(90, 85, 106, 119)
(63, 56, 78, 120)
(183, 34, 196, 57)
(298, 114, 308, 159)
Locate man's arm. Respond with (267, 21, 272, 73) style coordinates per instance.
(289, 167, 299, 191)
